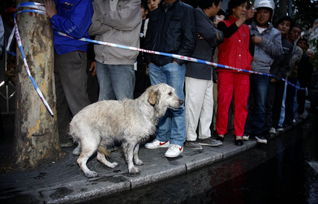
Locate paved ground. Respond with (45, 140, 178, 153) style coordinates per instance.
(0, 134, 258, 204)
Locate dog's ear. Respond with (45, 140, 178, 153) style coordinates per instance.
(148, 90, 159, 106)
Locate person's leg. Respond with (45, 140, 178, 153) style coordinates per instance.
(56, 51, 91, 115)
(272, 80, 285, 128)
(216, 72, 234, 136)
(233, 73, 249, 137)
(148, 63, 170, 143)
(108, 64, 135, 100)
(185, 77, 205, 141)
(54, 53, 72, 145)
(163, 62, 186, 146)
(285, 78, 297, 126)
(266, 80, 276, 130)
(277, 79, 288, 128)
(250, 75, 270, 136)
(198, 79, 213, 139)
(96, 62, 115, 101)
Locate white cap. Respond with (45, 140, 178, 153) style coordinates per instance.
(254, 0, 275, 11)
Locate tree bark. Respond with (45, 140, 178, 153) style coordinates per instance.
(15, 0, 61, 168)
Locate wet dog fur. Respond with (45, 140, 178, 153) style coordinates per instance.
(69, 83, 183, 177)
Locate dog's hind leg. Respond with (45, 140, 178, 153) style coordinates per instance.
(73, 142, 81, 155)
(122, 142, 140, 174)
(133, 144, 143, 166)
(96, 151, 118, 168)
(77, 139, 99, 178)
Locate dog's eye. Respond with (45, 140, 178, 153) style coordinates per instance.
(168, 92, 172, 96)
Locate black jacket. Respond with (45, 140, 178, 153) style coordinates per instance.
(186, 8, 223, 80)
(270, 36, 293, 79)
(144, 0, 195, 66)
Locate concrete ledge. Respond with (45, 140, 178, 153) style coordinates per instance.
(0, 137, 262, 204)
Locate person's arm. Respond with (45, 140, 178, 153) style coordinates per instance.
(196, 19, 223, 48)
(217, 22, 238, 38)
(88, 0, 112, 36)
(254, 31, 283, 58)
(175, 6, 195, 64)
(46, 0, 93, 39)
(103, 0, 141, 31)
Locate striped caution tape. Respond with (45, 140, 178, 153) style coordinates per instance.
(12, 1, 305, 116)
(60, 32, 304, 90)
(13, 3, 54, 116)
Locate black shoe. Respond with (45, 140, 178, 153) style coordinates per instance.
(216, 135, 224, 142)
(234, 138, 243, 146)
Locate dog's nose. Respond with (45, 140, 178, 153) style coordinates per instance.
(178, 99, 184, 105)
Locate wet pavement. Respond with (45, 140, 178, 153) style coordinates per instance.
(0, 113, 317, 204)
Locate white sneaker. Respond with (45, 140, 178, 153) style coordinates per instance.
(269, 127, 276, 134)
(255, 136, 268, 144)
(242, 135, 249, 141)
(164, 144, 183, 158)
(145, 139, 170, 149)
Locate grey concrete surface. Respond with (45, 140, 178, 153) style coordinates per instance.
(0, 136, 259, 204)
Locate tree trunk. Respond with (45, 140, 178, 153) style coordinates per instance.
(15, 0, 61, 168)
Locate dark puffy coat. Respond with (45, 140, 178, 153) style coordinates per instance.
(144, 0, 195, 66)
(186, 8, 223, 80)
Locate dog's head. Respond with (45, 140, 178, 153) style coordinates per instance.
(147, 83, 183, 116)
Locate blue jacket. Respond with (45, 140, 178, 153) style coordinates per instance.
(50, 0, 93, 55)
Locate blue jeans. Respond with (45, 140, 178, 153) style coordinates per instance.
(246, 75, 270, 136)
(148, 62, 186, 146)
(96, 62, 135, 101)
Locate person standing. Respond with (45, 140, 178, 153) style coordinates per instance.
(144, 0, 195, 158)
(245, 0, 283, 144)
(266, 16, 293, 135)
(45, 0, 93, 147)
(215, 0, 254, 146)
(283, 24, 303, 127)
(89, 0, 142, 101)
(185, 0, 223, 147)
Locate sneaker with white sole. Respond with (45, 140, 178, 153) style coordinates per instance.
(164, 144, 183, 158)
(269, 127, 276, 134)
(255, 136, 268, 144)
(243, 135, 249, 141)
(145, 139, 170, 149)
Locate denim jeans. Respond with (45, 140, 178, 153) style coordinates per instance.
(148, 62, 186, 146)
(246, 75, 270, 136)
(96, 62, 135, 101)
(278, 79, 288, 128)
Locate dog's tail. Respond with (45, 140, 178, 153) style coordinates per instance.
(97, 145, 111, 157)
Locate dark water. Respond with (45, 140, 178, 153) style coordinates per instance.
(83, 114, 318, 204)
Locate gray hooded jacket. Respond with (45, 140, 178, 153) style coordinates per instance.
(89, 0, 141, 65)
(250, 22, 283, 73)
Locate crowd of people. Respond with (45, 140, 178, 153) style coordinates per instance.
(7, 0, 315, 158)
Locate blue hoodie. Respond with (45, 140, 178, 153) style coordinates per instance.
(50, 0, 93, 55)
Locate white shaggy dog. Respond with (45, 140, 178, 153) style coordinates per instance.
(69, 83, 183, 177)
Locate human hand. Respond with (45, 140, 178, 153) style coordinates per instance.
(89, 61, 97, 76)
(197, 33, 204, 40)
(44, 0, 57, 18)
(252, 35, 262, 44)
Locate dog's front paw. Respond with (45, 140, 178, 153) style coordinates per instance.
(84, 170, 98, 178)
(109, 162, 118, 168)
(129, 166, 140, 174)
(134, 159, 144, 166)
